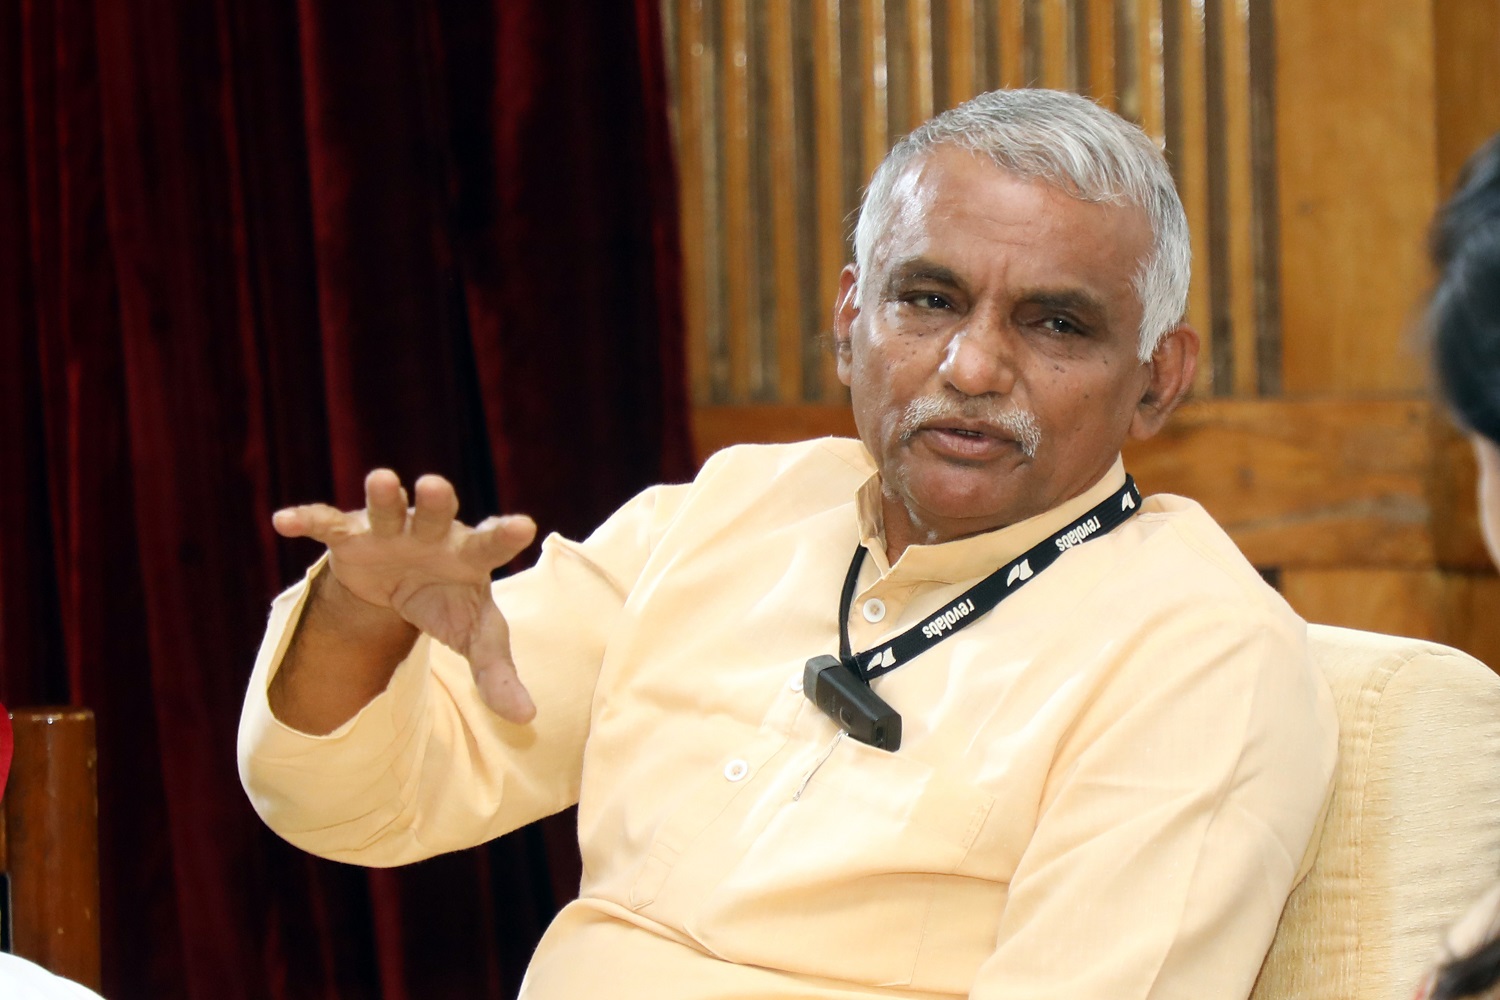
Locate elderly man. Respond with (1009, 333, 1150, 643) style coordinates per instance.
(239, 89, 1336, 999)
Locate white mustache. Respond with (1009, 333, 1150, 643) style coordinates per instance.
(898, 395, 1042, 459)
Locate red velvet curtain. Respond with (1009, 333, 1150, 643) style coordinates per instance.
(0, 0, 692, 996)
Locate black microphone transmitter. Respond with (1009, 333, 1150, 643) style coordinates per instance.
(803, 654, 902, 751)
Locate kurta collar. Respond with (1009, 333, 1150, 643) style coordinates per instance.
(854, 456, 1128, 584)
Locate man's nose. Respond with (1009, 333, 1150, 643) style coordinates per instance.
(938, 319, 1018, 397)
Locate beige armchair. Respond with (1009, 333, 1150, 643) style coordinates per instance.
(1253, 625, 1500, 1000)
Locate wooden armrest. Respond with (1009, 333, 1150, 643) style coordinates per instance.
(0, 708, 101, 992)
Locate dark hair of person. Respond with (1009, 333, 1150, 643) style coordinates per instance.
(1433, 934, 1500, 1000)
(1426, 134, 1500, 1000)
(1431, 134, 1500, 445)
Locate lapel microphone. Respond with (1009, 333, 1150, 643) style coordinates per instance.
(803, 654, 902, 751)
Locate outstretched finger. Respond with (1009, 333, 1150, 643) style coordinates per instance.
(365, 469, 407, 537)
(467, 601, 535, 723)
(271, 503, 355, 544)
(411, 474, 460, 543)
(462, 515, 538, 572)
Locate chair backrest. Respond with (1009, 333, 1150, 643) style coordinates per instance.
(0, 708, 101, 992)
(1252, 625, 1500, 1000)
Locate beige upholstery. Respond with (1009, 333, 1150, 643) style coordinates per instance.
(1252, 625, 1500, 1000)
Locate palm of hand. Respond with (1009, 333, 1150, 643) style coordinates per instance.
(273, 469, 539, 721)
(330, 520, 496, 656)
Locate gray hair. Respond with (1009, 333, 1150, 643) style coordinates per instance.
(852, 88, 1191, 361)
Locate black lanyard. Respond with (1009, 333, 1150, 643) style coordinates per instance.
(838, 475, 1142, 684)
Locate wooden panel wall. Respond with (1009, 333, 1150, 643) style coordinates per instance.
(660, 0, 1500, 670)
(1276, 1, 1439, 395)
(661, 0, 1278, 406)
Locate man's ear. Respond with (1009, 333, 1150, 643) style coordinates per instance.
(833, 265, 860, 387)
(1128, 324, 1199, 441)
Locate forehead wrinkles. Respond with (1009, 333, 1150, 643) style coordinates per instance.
(867, 153, 1150, 314)
(871, 154, 1065, 272)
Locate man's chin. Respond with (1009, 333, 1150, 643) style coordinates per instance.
(895, 479, 1035, 536)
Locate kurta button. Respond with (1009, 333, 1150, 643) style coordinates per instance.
(862, 598, 886, 623)
(788, 674, 804, 693)
(723, 759, 750, 782)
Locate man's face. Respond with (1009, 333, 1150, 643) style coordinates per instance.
(836, 146, 1178, 547)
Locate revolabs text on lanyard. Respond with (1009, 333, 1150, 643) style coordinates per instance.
(804, 476, 1143, 753)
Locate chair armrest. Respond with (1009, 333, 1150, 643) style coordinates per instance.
(1, 708, 101, 992)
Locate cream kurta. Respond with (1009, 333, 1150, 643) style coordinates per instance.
(239, 438, 1337, 1000)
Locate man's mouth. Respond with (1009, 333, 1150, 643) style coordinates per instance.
(913, 423, 1023, 463)
(896, 395, 1042, 458)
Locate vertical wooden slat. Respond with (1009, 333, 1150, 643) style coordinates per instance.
(1160, 0, 1181, 166)
(815, 0, 848, 400)
(840, 0, 864, 206)
(840, 0, 866, 262)
(1133, 0, 1165, 139)
(998, 0, 1026, 88)
(674, 0, 712, 404)
(722, 0, 754, 401)
(1021, 0, 1043, 87)
(702, 0, 731, 401)
(1203, 0, 1232, 394)
(1171, 0, 1213, 395)
(1039, 0, 1069, 90)
(750, 4, 777, 399)
(1086, 0, 1116, 109)
(947, 0, 977, 105)
(1067, 0, 1089, 93)
(861, 0, 890, 178)
(767, 0, 803, 402)
(885, 0, 912, 138)
(1246, 0, 1281, 396)
(908, 0, 935, 123)
(1114, 0, 1138, 122)
(930, 0, 949, 112)
(792, 2, 821, 401)
(974, 0, 997, 91)
(1219, 0, 1257, 398)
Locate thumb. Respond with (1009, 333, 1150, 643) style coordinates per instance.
(467, 600, 536, 723)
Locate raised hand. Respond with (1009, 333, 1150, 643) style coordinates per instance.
(271, 469, 538, 724)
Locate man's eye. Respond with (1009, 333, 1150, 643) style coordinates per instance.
(1041, 316, 1082, 335)
(906, 293, 951, 310)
